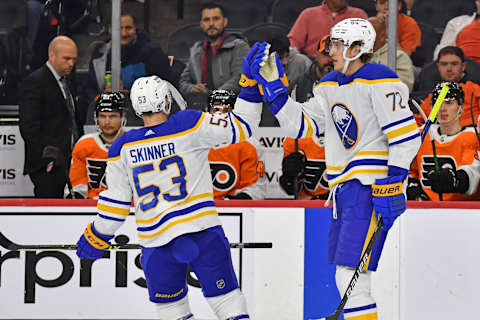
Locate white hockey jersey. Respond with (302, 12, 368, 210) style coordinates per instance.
(93, 99, 261, 247)
(271, 63, 421, 187)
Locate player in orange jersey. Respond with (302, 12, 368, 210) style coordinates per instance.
(408, 82, 480, 201)
(280, 135, 329, 199)
(207, 89, 266, 200)
(67, 92, 127, 198)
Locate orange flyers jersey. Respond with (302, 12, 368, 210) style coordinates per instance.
(69, 133, 110, 199)
(208, 138, 266, 200)
(283, 136, 329, 199)
(410, 125, 480, 201)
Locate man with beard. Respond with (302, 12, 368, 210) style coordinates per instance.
(289, 34, 334, 103)
(179, 1, 249, 109)
(87, 12, 174, 100)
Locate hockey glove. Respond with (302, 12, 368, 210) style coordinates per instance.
(372, 174, 407, 230)
(250, 47, 289, 102)
(76, 222, 114, 260)
(406, 177, 430, 201)
(282, 151, 306, 178)
(238, 42, 264, 103)
(426, 168, 469, 194)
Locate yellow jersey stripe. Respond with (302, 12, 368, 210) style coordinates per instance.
(233, 116, 246, 142)
(304, 114, 314, 138)
(345, 312, 378, 320)
(315, 81, 338, 88)
(315, 78, 400, 88)
(326, 151, 389, 171)
(136, 192, 213, 224)
(108, 155, 120, 162)
(98, 203, 130, 216)
(124, 113, 206, 148)
(138, 210, 218, 239)
(329, 169, 388, 187)
(386, 122, 418, 140)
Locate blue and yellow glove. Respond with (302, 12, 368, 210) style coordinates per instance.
(76, 222, 114, 260)
(238, 42, 265, 103)
(250, 43, 289, 102)
(372, 168, 408, 230)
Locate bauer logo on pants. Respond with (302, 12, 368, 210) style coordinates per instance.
(331, 103, 358, 150)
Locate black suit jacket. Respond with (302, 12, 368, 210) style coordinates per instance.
(18, 64, 84, 175)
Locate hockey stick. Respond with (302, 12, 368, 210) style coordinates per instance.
(317, 216, 384, 320)
(0, 232, 272, 251)
(421, 84, 449, 141)
(469, 92, 480, 145)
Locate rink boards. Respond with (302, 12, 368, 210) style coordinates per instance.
(0, 200, 479, 320)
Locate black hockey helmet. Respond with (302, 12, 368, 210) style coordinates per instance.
(431, 81, 464, 107)
(95, 91, 128, 116)
(207, 89, 237, 113)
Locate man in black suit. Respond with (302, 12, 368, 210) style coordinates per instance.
(19, 36, 83, 198)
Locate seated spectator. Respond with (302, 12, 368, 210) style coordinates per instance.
(369, 16, 414, 92)
(68, 92, 127, 199)
(408, 82, 480, 201)
(375, 0, 421, 56)
(288, 0, 367, 57)
(87, 12, 174, 102)
(207, 90, 266, 200)
(415, 46, 480, 127)
(434, 0, 479, 60)
(289, 34, 334, 102)
(267, 35, 312, 86)
(279, 136, 330, 200)
(456, 1, 480, 64)
(179, 1, 249, 110)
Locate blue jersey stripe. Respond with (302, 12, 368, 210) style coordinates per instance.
(296, 113, 305, 139)
(381, 115, 415, 131)
(233, 113, 252, 137)
(99, 214, 126, 222)
(228, 113, 236, 144)
(389, 132, 421, 146)
(345, 303, 377, 313)
(137, 201, 216, 232)
(327, 159, 388, 180)
(98, 196, 131, 206)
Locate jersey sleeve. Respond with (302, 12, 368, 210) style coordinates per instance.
(93, 141, 133, 235)
(197, 98, 262, 148)
(269, 96, 326, 139)
(371, 81, 421, 171)
(459, 154, 480, 195)
(69, 141, 88, 198)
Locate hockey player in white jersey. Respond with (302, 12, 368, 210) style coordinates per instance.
(244, 19, 421, 319)
(75, 44, 263, 320)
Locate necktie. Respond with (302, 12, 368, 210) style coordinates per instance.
(60, 76, 80, 147)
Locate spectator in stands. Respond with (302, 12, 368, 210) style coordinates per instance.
(267, 35, 312, 86)
(87, 12, 174, 101)
(408, 81, 480, 201)
(288, 0, 367, 57)
(279, 136, 330, 200)
(207, 89, 266, 200)
(179, 1, 249, 110)
(289, 34, 333, 102)
(68, 92, 126, 199)
(375, 0, 421, 56)
(369, 16, 414, 92)
(19, 36, 83, 198)
(414, 46, 480, 127)
(456, 2, 480, 64)
(433, 0, 479, 60)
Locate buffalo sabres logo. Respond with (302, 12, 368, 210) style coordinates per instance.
(331, 103, 358, 150)
(210, 162, 238, 192)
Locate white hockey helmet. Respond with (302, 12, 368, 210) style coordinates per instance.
(330, 18, 376, 72)
(130, 76, 173, 117)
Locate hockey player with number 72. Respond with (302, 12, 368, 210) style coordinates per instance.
(241, 18, 421, 319)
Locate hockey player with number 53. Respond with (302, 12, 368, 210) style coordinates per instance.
(75, 66, 263, 318)
(242, 19, 421, 319)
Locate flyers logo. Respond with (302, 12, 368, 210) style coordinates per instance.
(303, 159, 328, 192)
(210, 162, 238, 192)
(331, 103, 358, 150)
(86, 158, 107, 189)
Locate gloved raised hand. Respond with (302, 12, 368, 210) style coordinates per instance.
(250, 44, 289, 102)
(76, 222, 114, 260)
(372, 170, 407, 230)
(406, 176, 430, 200)
(238, 42, 265, 103)
(426, 168, 469, 194)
